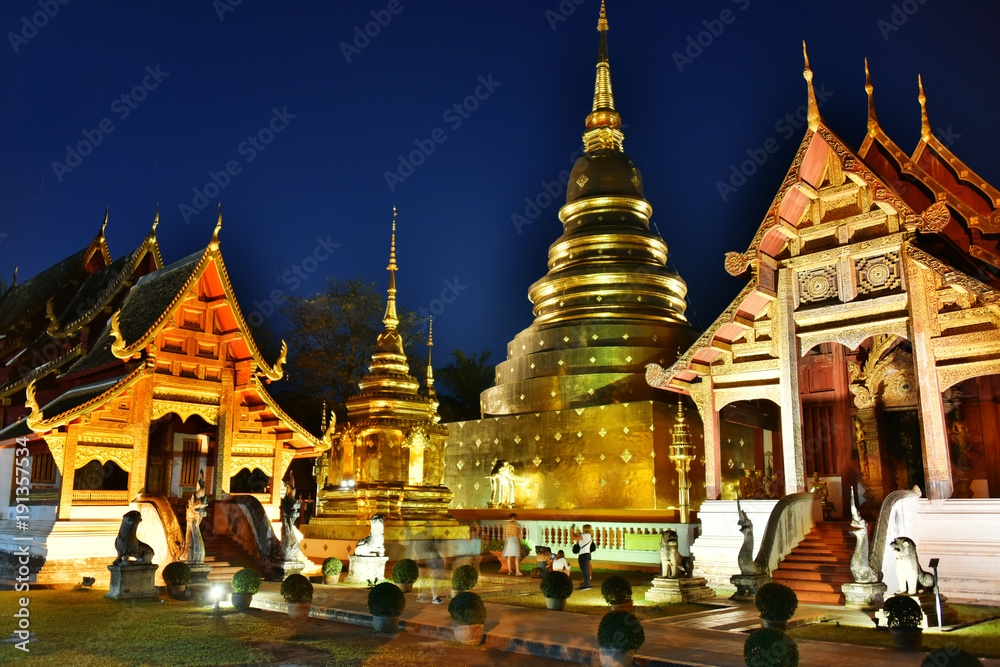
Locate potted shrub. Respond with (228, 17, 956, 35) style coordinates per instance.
(743, 627, 799, 667)
(921, 647, 983, 667)
(368, 581, 406, 633)
(754, 582, 798, 630)
(884, 594, 924, 650)
(485, 539, 507, 572)
(540, 571, 573, 611)
(601, 575, 633, 611)
(162, 561, 191, 599)
(448, 591, 486, 645)
(392, 558, 419, 593)
(230, 568, 262, 610)
(451, 564, 478, 597)
(322, 557, 343, 585)
(280, 573, 313, 619)
(597, 610, 645, 667)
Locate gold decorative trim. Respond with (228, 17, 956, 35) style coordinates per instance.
(230, 456, 272, 476)
(75, 444, 133, 471)
(151, 399, 219, 425)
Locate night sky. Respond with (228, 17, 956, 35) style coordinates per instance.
(3, 1, 999, 366)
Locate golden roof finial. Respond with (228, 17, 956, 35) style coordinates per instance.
(322, 408, 336, 447)
(261, 340, 288, 382)
(209, 204, 222, 251)
(803, 41, 820, 132)
(426, 317, 435, 386)
(110, 309, 130, 359)
(864, 58, 880, 138)
(152, 204, 159, 237)
(383, 208, 399, 329)
(25, 379, 44, 432)
(12, 266, 18, 287)
(918, 74, 932, 142)
(100, 207, 108, 240)
(583, 0, 623, 153)
(45, 297, 59, 334)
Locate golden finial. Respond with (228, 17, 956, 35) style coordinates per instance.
(152, 204, 159, 236)
(383, 208, 399, 329)
(110, 310, 130, 359)
(25, 379, 44, 432)
(45, 297, 59, 334)
(583, 0, 623, 152)
(864, 58, 879, 138)
(100, 207, 108, 240)
(803, 41, 820, 132)
(426, 317, 435, 386)
(209, 204, 222, 251)
(322, 409, 337, 447)
(918, 74, 931, 142)
(598, 0, 608, 31)
(261, 340, 288, 381)
(12, 266, 17, 287)
(321, 400, 327, 432)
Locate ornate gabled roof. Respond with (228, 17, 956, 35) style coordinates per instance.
(0, 338, 83, 399)
(0, 246, 94, 336)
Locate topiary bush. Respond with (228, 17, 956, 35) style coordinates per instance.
(597, 610, 645, 652)
(451, 564, 478, 591)
(540, 571, 573, 600)
(280, 573, 313, 603)
(484, 539, 504, 553)
(392, 558, 419, 585)
(520, 538, 532, 554)
(743, 627, 799, 667)
(601, 575, 633, 606)
(921, 647, 984, 667)
(231, 568, 263, 595)
(162, 561, 191, 586)
(448, 591, 487, 626)
(884, 595, 923, 630)
(755, 582, 798, 622)
(367, 581, 406, 617)
(322, 557, 343, 577)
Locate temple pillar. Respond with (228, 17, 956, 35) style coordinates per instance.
(777, 270, 805, 493)
(128, 376, 153, 498)
(905, 256, 952, 499)
(979, 377, 1000, 496)
(271, 439, 283, 506)
(57, 424, 79, 520)
(691, 378, 721, 500)
(831, 345, 856, 512)
(855, 408, 883, 506)
(213, 367, 235, 500)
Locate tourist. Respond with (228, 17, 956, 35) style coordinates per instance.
(551, 549, 571, 576)
(571, 524, 594, 590)
(503, 512, 524, 576)
(427, 538, 444, 604)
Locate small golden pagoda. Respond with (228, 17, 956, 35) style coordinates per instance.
(303, 210, 464, 559)
(442, 3, 701, 514)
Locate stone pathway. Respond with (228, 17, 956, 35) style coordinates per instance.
(249, 580, 1000, 667)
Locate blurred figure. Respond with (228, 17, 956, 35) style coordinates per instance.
(551, 549, 571, 576)
(502, 513, 524, 576)
(571, 524, 594, 590)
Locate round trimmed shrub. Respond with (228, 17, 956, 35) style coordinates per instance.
(322, 557, 343, 577)
(540, 571, 573, 600)
(520, 538, 532, 554)
(368, 581, 406, 617)
(448, 591, 487, 626)
(162, 561, 191, 586)
(744, 627, 799, 667)
(601, 575, 633, 606)
(755, 582, 798, 622)
(231, 568, 263, 595)
(280, 573, 313, 603)
(884, 595, 923, 630)
(392, 558, 419, 585)
(452, 564, 478, 591)
(484, 539, 503, 553)
(921, 647, 984, 667)
(597, 610, 645, 652)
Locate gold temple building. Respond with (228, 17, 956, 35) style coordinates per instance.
(441, 4, 703, 515)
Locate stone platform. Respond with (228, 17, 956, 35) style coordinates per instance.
(645, 576, 716, 604)
(344, 555, 388, 584)
(106, 563, 158, 600)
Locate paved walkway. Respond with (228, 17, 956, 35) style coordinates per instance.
(249, 580, 1000, 667)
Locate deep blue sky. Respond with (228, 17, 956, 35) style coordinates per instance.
(3, 1, 999, 365)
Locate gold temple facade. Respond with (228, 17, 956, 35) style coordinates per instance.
(443, 4, 702, 515)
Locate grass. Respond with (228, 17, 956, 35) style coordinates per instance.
(788, 604, 1000, 660)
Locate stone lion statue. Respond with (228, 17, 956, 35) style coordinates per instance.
(354, 513, 385, 557)
(659, 530, 693, 579)
(890, 537, 935, 594)
(112, 510, 154, 566)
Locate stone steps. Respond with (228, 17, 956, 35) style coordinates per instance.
(772, 521, 855, 605)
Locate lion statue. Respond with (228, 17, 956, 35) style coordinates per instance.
(112, 510, 154, 566)
(890, 537, 935, 594)
(659, 530, 693, 579)
(354, 513, 385, 557)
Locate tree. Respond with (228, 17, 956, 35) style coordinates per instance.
(435, 350, 494, 421)
(274, 278, 426, 428)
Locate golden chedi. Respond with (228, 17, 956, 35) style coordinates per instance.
(444, 3, 702, 514)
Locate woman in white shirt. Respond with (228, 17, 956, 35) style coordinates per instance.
(551, 550, 571, 576)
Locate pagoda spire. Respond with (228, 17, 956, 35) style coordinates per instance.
(583, 0, 624, 153)
(864, 58, 880, 137)
(383, 207, 399, 329)
(918, 74, 932, 142)
(426, 317, 436, 394)
(802, 41, 820, 132)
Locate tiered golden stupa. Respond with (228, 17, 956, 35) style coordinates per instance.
(443, 3, 701, 514)
(303, 211, 465, 559)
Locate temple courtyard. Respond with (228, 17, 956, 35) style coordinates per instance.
(3, 563, 999, 666)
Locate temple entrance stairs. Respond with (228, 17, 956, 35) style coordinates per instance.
(168, 496, 257, 583)
(771, 520, 854, 605)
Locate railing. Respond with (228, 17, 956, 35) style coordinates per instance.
(871, 487, 921, 582)
(136, 494, 186, 562)
(214, 494, 281, 574)
(478, 519, 686, 565)
(753, 493, 821, 574)
(72, 490, 130, 503)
